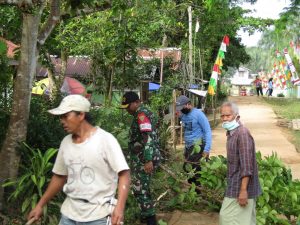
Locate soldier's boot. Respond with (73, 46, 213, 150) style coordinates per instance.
(146, 215, 157, 225)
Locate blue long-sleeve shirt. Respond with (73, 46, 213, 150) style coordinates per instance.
(180, 108, 212, 152)
(268, 81, 273, 89)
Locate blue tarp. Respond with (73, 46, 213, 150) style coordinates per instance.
(189, 84, 199, 89)
(149, 82, 160, 91)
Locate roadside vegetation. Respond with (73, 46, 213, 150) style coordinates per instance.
(1, 0, 300, 224)
(263, 97, 300, 152)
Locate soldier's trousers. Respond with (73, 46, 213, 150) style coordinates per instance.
(132, 168, 155, 218)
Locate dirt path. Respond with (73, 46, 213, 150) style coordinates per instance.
(166, 96, 300, 225)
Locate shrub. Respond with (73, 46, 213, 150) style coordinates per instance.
(3, 144, 63, 224)
(26, 96, 65, 151)
(277, 93, 285, 97)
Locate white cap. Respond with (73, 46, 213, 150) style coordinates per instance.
(48, 95, 91, 115)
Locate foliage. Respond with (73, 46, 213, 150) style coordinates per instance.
(245, 0, 300, 75)
(263, 97, 300, 120)
(26, 96, 65, 150)
(41, 0, 268, 96)
(123, 192, 140, 225)
(148, 75, 182, 113)
(0, 5, 22, 42)
(205, 83, 229, 110)
(3, 144, 62, 224)
(277, 93, 285, 97)
(91, 107, 132, 150)
(255, 152, 300, 225)
(263, 97, 300, 153)
(0, 41, 12, 149)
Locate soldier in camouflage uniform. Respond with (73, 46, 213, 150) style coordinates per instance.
(120, 92, 161, 225)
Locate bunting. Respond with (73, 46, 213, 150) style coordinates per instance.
(208, 35, 229, 95)
(283, 48, 300, 85)
(278, 50, 295, 89)
(290, 39, 300, 64)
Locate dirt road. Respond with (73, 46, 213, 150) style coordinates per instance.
(166, 96, 300, 225)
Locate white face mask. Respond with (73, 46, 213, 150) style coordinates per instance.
(222, 116, 239, 131)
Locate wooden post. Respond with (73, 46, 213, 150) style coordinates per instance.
(171, 89, 177, 151)
(212, 95, 216, 127)
(160, 50, 164, 85)
(180, 122, 183, 144)
(199, 49, 204, 90)
(188, 6, 193, 82)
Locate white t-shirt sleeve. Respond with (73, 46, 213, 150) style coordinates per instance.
(52, 140, 68, 176)
(104, 133, 129, 174)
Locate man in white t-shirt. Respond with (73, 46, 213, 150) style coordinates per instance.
(27, 95, 130, 225)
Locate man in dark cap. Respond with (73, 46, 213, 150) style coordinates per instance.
(120, 91, 161, 225)
(176, 95, 212, 187)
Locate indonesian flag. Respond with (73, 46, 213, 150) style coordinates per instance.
(208, 35, 230, 95)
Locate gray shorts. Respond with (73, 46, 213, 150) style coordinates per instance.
(59, 214, 108, 225)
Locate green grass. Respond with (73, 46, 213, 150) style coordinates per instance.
(264, 98, 300, 120)
(263, 97, 300, 151)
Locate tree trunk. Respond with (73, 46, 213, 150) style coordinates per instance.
(107, 66, 114, 107)
(0, 12, 41, 209)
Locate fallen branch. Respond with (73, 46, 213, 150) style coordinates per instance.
(159, 164, 223, 204)
(25, 218, 36, 225)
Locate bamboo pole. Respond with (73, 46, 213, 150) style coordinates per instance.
(188, 6, 193, 82)
(199, 49, 204, 90)
(172, 90, 177, 151)
(160, 50, 164, 85)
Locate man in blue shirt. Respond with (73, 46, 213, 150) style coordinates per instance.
(176, 95, 212, 187)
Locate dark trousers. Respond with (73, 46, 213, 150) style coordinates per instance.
(256, 87, 263, 96)
(268, 89, 273, 96)
(183, 144, 204, 186)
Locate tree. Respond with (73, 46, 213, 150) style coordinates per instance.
(244, 0, 300, 75)
(0, 0, 61, 209)
(0, 0, 161, 208)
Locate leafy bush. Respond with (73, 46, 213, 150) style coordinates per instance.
(3, 144, 62, 224)
(26, 96, 65, 150)
(277, 93, 285, 97)
(91, 107, 131, 150)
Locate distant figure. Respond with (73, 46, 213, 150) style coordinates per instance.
(267, 78, 273, 97)
(219, 101, 262, 225)
(253, 76, 263, 96)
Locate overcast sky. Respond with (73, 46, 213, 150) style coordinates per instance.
(238, 0, 291, 47)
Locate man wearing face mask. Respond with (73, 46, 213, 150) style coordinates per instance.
(219, 101, 261, 225)
(176, 95, 212, 187)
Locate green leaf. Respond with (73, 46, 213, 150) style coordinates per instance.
(264, 192, 270, 203)
(21, 197, 31, 213)
(158, 219, 168, 225)
(39, 176, 46, 190)
(290, 192, 297, 202)
(0, 41, 7, 55)
(192, 145, 201, 154)
(2, 180, 16, 187)
(31, 175, 37, 185)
